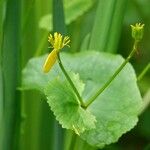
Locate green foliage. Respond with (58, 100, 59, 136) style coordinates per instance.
(39, 0, 94, 31)
(45, 75, 96, 135)
(1, 0, 21, 149)
(20, 1, 54, 150)
(22, 51, 142, 148)
(0, 0, 4, 136)
(1, 0, 150, 149)
(89, 0, 127, 53)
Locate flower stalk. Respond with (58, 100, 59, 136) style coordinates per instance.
(84, 23, 144, 108)
(43, 32, 85, 107)
(57, 54, 85, 107)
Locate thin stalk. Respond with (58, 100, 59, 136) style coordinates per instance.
(57, 53, 85, 107)
(137, 63, 150, 81)
(85, 40, 139, 108)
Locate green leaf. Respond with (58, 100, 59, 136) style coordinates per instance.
(2, 0, 21, 149)
(21, 54, 60, 91)
(53, 0, 66, 33)
(89, 0, 127, 53)
(39, 0, 94, 31)
(22, 51, 142, 148)
(45, 73, 96, 135)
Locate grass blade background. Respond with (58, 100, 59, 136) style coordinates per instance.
(89, 0, 127, 53)
(2, 0, 21, 149)
(105, 0, 127, 53)
(20, 1, 42, 149)
(53, 0, 66, 149)
(0, 0, 5, 148)
(20, 1, 55, 150)
(53, 0, 66, 34)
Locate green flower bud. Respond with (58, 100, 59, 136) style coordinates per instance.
(131, 23, 144, 41)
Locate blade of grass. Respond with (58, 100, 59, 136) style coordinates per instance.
(38, 96, 56, 150)
(0, 0, 5, 131)
(105, 0, 127, 53)
(20, 5, 39, 150)
(89, 0, 127, 53)
(89, 0, 116, 50)
(0, 0, 5, 148)
(2, 0, 21, 149)
(20, 1, 53, 150)
(53, 0, 66, 34)
(0, 68, 3, 149)
(20, 1, 41, 150)
(53, 0, 66, 149)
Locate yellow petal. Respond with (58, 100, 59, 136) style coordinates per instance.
(43, 49, 58, 73)
(48, 32, 70, 50)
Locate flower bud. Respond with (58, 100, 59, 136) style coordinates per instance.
(43, 33, 70, 73)
(43, 49, 58, 73)
(131, 23, 144, 41)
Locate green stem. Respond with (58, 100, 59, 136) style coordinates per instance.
(85, 40, 139, 108)
(57, 53, 85, 107)
(137, 63, 150, 81)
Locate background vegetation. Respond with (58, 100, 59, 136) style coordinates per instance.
(0, 0, 150, 150)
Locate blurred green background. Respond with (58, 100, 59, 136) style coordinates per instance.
(0, 0, 150, 150)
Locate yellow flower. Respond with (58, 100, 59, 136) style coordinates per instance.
(43, 32, 70, 73)
(48, 32, 70, 50)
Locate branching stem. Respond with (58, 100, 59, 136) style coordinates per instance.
(85, 40, 139, 108)
(57, 53, 85, 107)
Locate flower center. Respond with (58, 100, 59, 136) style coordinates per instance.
(48, 32, 70, 50)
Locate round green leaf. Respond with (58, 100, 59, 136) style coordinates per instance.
(22, 51, 142, 148)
